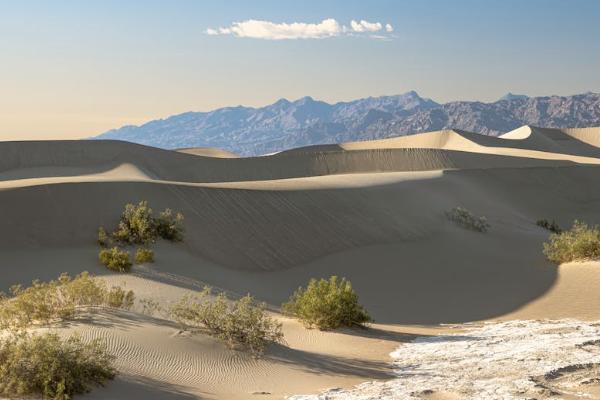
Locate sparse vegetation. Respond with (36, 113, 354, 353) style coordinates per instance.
(155, 208, 185, 242)
(97, 226, 110, 247)
(0, 332, 115, 400)
(139, 298, 162, 316)
(134, 247, 154, 264)
(170, 287, 283, 356)
(445, 206, 490, 232)
(536, 219, 562, 234)
(96, 201, 184, 271)
(112, 201, 157, 245)
(99, 247, 132, 273)
(543, 220, 600, 264)
(0, 272, 134, 329)
(282, 276, 372, 330)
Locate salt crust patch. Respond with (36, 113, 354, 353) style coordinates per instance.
(289, 320, 600, 399)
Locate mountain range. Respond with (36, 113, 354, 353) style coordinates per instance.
(95, 91, 600, 156)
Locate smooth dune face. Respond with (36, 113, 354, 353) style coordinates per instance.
(175, 147, 239, 158)
(2, 125, 600, 399)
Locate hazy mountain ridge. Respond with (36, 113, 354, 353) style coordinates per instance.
(95, 91, 600, 155)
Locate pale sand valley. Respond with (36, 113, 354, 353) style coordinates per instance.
(3, 125, 600, 399)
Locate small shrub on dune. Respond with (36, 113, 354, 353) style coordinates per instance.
(99, 247, 132, 272)
(0, 272, 134, 329)
(282, 276, 372, 330)
(134, 247, 154, 264)
(0, 332, 115, 400)
(112, 201, 157, 245)
(543, 220, 600, 264)
(155, 208, 185, 242)
(536, 219, 562, 234)
(97, 201, 185, 272)
(106, 286, 135, 310)
(445, 206, 490, 233)
(139, 298, 162, 316)
(97, 226, 110, 247)
(170, 287, 283, 356)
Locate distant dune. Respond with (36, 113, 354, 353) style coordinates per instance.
(2, 125, 600, 399)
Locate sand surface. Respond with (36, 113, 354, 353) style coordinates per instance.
(1, 125, 600, 399)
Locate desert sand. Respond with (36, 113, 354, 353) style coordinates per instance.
(2, 125, 600, 399)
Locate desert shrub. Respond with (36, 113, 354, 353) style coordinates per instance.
(139, 298, 162, 316)
(0, 332, 115, 400)
(134, 247, 154, 264)
(543, 220, 600, 264)
(106, 286, 135, 309)
(536, 219, 562, 234)
(282, 276, 372, 330)
(97, 226, 110, 247)
(445, 206, 490, 232)
(0, 272, 135, 329)
(99, 247, 132, 272)
(170, 288, 283, 355)
(155, 208, 185, 242)
(112, 201, 157, 245)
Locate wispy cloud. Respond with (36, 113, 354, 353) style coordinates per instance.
(206, 18, 394, 40)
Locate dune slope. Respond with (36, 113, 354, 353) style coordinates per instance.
(1, 126, 600, 399)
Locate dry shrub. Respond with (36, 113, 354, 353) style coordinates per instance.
(134, 247, 154, 264)
(170, 288, 283, 356)
(282, 276, 372, 330)
(543, 220, 600, 263)
(445, 206, 490, 232)
(0, 272, 134, 329)
(99, 247, 132, 272)
(0, 332, 115, 400)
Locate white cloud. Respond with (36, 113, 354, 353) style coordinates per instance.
(385, 23, 394, 32)
(206, 18, 393, 40)
(206, 18, 341, 40)
(350, 19, 382, 33)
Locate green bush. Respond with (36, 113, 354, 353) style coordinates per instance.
(99, 247, 132, 272)
(0, 272, 135, 329)
(155, 208, 185, 242)
(97, 226, 110, 247)
(170, 288, 283, 356)
(543, 220, 600, 264)
(106, 286, 135, 309)
(445, 206, 490, 232)
(282, 276, 372, 330)
(112, 201, 157, 245)
(0, 332, 115, 400)
(134, 248, 154, 264)
(536, 219, 562, 234)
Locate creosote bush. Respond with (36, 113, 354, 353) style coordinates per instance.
(0, 332, 115, 400)
(112, 201, 156, 245)
(170, 287, 283, 356)
(134, 248, 154, 264)
(99, 247, 132, 273)
(97, 227, 109, 247)
(0, 272, 134, 329)
(536, 219, 562, 234)
(96, 201, 184, 272)
(282, 276, 372, 330)
(543, 220, 600, 264)
(445, 206, 490, 233)
(155, 208, 185, 242)
(109, 201, 184, 245)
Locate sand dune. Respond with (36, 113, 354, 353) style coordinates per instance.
(1, 126, 600, 399)
(176, 147, 239, 158)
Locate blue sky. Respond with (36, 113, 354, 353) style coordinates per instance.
(1, 0, 599, 139)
